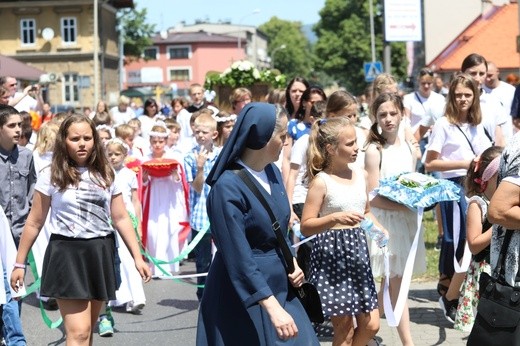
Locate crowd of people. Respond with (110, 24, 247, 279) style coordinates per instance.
(1, 51, 520, 345)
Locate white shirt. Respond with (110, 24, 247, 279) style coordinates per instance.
(115, 166, 138, 215)
(11, 92, 37, 112)
(481, 91, 512, 143)
(110, 106, 136, 126)
(290, 134, 309, 204)
(483, 81, 515, 116)
(403, 91, 446, 133)
(427, 117, 492, 179)
(35, 167, 121, 238)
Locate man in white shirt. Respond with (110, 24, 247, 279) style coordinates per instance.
(110, 95, 136, 126)
(1, 76, 41, 112)
(483, 61, 515, 115)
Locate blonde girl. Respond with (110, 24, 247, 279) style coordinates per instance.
(213, 111, 236, 148)
(105, 138, 146, 313)
(301, 117, 383, 346)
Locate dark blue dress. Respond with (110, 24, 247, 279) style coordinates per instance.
(196, 164, 319, 346)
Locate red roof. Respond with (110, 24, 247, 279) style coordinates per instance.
(429, 3, 519, 71)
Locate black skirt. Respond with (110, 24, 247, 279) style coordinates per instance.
(40, 233, 117, 301)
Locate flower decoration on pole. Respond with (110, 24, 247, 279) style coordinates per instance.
(204, 60, 286, 91)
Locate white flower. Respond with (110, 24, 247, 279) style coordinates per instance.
(231, 61, 241, 69)
(252, 68, 260, 79)
(275, 75, 282, 81)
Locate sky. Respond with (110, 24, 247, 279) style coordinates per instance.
(135, 0, 326, 31)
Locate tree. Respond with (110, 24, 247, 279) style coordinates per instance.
(313, 0, 407, 95)
(118, 8, 156, 61)
(259, 17, 313, 79)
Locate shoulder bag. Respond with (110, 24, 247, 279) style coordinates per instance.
(468, 229, 520, 345)
(234, 169, 325, 324)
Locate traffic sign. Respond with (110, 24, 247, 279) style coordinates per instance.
(364, 61, 383, 82)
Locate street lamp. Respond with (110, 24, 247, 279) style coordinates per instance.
(237, 9, 260, 50)
(271, 44, 286, 69)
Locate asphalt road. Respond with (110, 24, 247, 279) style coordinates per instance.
(20, 261, 200, 346)
(19, 261, 470, 345)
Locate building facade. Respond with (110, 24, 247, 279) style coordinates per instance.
(0, 0, 132, 109)
(123, 30, 248, 99)
(170, 22, 269, 68)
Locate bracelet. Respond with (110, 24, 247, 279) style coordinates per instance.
(13, 263, 26, 269)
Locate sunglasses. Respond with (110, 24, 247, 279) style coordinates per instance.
(419, 68, 433, 77)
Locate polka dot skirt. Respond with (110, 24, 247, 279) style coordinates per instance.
(309, 227, 378, 317)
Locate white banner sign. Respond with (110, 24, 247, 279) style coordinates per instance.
(384, 0, 422, 42)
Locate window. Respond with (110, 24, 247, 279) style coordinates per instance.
(63, 73, 79, 103)
(61, 17, 77, 44)
(143, 47, 158, 60)
(20, 19, 36, 46)
(169, 68, 191, 82)
(168, 45, 191, 59)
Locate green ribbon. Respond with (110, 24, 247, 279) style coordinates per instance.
(138, 223, 209, 287)
(25, 250, 63, 329)
(21, 216, 208, 330)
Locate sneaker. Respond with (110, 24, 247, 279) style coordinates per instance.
(439, 296, 458, 323)
(435, 236, 442, 251)
(126, 301, 145, 314)
(98, 316, 114, 337)
(105, 307, 115, 327)
(366, 336, 381, 346)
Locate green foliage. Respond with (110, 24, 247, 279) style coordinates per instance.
(313, 0, 407, 95)
(259, 17, 313, 79)
(118, 8, 156, 59)
(204, 60, 286, 90)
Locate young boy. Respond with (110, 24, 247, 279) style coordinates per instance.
(126, 118, 149, 159)
(0, 104, 35, 345)
(183, 112, 220, 301)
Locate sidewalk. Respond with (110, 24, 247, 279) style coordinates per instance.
(319, 281, 470, 345)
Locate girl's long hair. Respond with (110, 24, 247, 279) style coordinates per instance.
(445, 73, 481, 126)
(51, 114, 114, 191)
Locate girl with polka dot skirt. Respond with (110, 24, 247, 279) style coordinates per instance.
(301, 116, 385, 346)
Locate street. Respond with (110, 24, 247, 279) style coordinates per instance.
(19, 262, 470, 345)
(21, 262, 200, 346)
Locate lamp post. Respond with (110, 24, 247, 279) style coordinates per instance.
(237, 9, 260, 51)
(271, 44, 286, 69)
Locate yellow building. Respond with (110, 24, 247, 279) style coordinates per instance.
(0, 0, 133, 109)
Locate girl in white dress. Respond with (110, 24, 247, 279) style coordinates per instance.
(142, 122, 189, 277)
(365, 92, 425, 346)
(105, 138, 146, 313)
(31, 121, 60, 310)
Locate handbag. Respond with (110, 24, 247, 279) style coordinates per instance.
(468, 229, 520, 345)
(234, 169, 325, 324)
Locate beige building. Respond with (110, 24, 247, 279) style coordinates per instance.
(0, 0, 132, 109)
